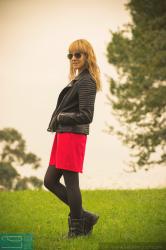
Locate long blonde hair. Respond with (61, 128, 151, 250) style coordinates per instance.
(68, 39, 102, 92)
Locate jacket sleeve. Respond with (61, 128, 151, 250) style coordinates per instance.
(58, 78, 97, 125)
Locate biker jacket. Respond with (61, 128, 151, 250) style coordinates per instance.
(47, 68, 97, 135)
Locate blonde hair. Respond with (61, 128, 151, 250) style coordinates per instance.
(68, 39, 102, 92)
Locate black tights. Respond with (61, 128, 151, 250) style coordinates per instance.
(44, 165, 83, 219)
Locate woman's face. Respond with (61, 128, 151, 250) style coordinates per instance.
(70, 51, 87, 73)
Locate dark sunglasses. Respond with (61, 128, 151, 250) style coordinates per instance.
(67, 52, 86, 60)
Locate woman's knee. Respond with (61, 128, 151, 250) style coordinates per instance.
(44, 165, 62, 189)
(43, 174, 50, 189)
(44, 174, 61, 191)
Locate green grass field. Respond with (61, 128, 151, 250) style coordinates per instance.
(0, 188, 166, 250)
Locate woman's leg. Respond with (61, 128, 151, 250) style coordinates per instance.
(44, 165, 69, 205)
(62, 169, 83, 219)
(44, 166, 83, 218)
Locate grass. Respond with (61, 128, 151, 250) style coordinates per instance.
(0, 188, 166, 250)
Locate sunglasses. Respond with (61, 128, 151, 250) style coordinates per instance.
(67, 52, 86, 60)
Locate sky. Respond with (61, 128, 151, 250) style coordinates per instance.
(1, 0, 166, 189)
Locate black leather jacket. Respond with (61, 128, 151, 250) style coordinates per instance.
(47, 68, 97, 135)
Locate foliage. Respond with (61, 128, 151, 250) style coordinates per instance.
(0, 127, 43, 190)
(105, 0, 166, 171)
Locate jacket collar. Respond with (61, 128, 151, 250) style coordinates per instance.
(67, 68, 89, 86)
(74, 67, 89, 81)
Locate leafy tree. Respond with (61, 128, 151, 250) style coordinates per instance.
(0, 127, 43, 190)
(15, 176, 43, 190)
(0, 162, 19, 190)
(105, 0, 166, 171)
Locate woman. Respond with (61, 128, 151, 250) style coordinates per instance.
(44, 39, 102, 238)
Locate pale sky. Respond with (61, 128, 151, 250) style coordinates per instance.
(1, 0, 166, 189)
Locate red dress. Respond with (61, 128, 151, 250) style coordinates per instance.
(49, 132, 87, 173)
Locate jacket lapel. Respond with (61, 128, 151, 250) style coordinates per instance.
(54, 80, 78, 114)
(52, 68, 89, 115)
(56, 68, 90, 110)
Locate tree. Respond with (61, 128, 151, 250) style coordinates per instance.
(0, 127, 43, 190)
(105, 0, 166, 171)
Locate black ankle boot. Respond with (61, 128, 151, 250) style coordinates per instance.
(68, 217, 85, 238)
(68, 209, 99, 235)
(83, 210, 99, 235)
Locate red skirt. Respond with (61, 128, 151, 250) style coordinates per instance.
(49, 132, 87, 173)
